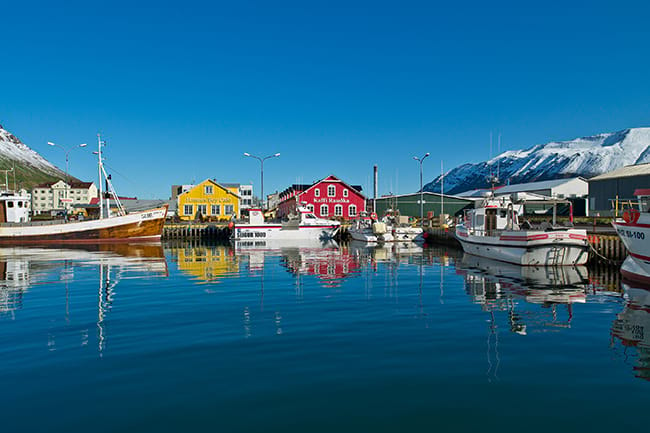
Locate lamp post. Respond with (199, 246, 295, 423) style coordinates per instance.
(413, 152, 430, 228)
(243, 152, 280, 210)
(48, 141, 87, 216)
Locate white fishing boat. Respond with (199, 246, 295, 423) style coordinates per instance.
(230, 207, 340, 241)
(612, 189, 650, 285)
(455, 193, 589, 266)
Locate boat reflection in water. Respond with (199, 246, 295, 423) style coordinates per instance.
(0, 243, 168, 353)
(233, 239, 362, 287)
(457, 254, 591, 335)
(0, 251, 29, 316)
(611, 282, 650, 381)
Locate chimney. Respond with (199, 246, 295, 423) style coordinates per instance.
(373, 165, 378, 213)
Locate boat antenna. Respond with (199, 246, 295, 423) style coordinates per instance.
(497, 133, 501, 183)
(96, 134, 105, 219)
(441, 160, 444, 217)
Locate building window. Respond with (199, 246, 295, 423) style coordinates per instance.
(334, 204, 343, 216)
(328, 185, 335, 197)
(314, 188, 320, 197)
(320, 204, 329, 216)
(307, 204, 314, 212)
(343, 189, 348, 197)
(205, 185, 213, 195)
(197, 204, 207, 216)
(184, 204, 193, 216)
(349, 205, 357, 217)
(211, 204, 221, 215)
(224, 204, 234, 215)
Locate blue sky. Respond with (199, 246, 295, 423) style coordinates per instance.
(2, 0, 649, 199)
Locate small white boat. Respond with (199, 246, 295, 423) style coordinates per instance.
(455, 193, 589, 266)
(612, 189, 650, 285)
(231, 207, 340, 241)
(348, 212, 423, 243)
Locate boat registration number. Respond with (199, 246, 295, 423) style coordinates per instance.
(238, 230, 267, 238)
(616, 229, 645, 240)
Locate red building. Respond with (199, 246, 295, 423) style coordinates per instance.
(278, 175, 366, 220)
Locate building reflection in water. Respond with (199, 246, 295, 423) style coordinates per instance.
(611, 282, 650, 382)
(168, 241, 239, 284)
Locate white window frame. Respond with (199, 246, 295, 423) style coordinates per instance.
(327, 185, 336, 197)
(314, 188, 320, 197)
(334, 204, 343, 216)
(320, 204, 329, 216)
(197, 204, 207, 215)
(211, 204, 221, 215)
(343, 189, 348, 197)
(307, 204, 314, 212)
(184, 204, 193, 216)
(348, 204, 357, 217)
(205, 185, 213, 195)
(224, 204, 234, 215)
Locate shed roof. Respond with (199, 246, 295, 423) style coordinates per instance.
(588, 162, 650, 181)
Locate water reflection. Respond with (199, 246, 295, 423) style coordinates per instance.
(611, 282, 650, 381)
(2, 241, 644, 385)
(0, 244, 168, 354)
(169, 243, 239, 283)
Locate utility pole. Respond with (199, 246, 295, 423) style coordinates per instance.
(413, 153, 430, 228)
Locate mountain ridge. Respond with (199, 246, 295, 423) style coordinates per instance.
(0, 124, 75, 190)
(423, 127, 650, 194)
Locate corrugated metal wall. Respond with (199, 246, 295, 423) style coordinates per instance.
(589, 174, 650, 215)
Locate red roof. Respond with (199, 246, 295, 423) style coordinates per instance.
(634, 189, 650, 197)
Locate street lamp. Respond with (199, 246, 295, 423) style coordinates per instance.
(243, 152, 280, 210)
(413, 152, 430, 228)
(48, 141, 87, 216)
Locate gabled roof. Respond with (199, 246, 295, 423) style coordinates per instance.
(178, 179, 240, 198)
(302, 174, 365, 198)
(589, 162, 650, 181)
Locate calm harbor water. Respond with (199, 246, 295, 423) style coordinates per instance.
(0, 241, 648, 432)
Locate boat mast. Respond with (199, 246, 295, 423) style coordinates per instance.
(97, 134, 104, 219)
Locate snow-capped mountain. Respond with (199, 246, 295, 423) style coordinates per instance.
(0, 124, 70, 189)
(424, 127, 650, 194)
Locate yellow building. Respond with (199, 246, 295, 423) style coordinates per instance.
(177, 179, 240, 221)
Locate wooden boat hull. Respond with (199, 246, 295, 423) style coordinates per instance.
(0, 206, 167, 244)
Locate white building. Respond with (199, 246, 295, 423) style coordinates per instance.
(458, 177, 588, 199)
(31, 180, 98, 215)
(221, 183, 254, 209)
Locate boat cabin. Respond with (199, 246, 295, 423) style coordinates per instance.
(464, 197, 523, 236)
(0, 192, 30, 223)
